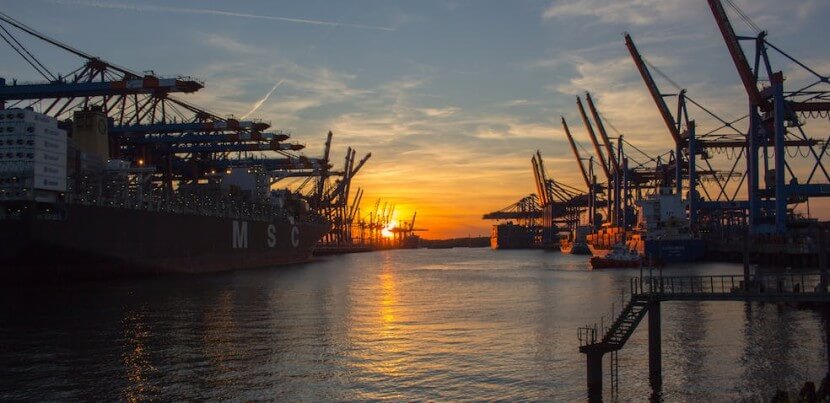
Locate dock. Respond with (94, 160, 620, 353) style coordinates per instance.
(578, 270, 830, 401)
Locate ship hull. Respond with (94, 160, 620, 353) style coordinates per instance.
(590, 257, 641, 269)
(561, 241, 591, 255)
(632, 238, 705, 263)
(0, 204, 330, 280)
(490, 224, 534, 249)
(588, 244, 611, 258)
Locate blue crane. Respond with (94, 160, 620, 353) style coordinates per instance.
(708, 0, 830, 234)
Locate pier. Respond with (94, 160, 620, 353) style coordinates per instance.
(578, 270, 830, 401)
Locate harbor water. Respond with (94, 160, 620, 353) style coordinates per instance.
(1, 248, 828, 401)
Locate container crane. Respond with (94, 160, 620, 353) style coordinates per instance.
(707, 0, 830, 234)
(584, 93, 623, 227)
(562, 116, 598, 227)
(576, 96, 612, 182)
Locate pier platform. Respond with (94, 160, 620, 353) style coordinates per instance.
(578, 271, 830, 401)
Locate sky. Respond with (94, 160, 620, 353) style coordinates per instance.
(1, 0, 829, 238)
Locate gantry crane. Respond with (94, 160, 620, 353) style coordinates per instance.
(0, 12, 338, 191)
(707, 0, 830, 234)
(0, 12, 372, 233)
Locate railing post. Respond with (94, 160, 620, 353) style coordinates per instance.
(648, 299, 662, 392)
(743, 231, 752, 291)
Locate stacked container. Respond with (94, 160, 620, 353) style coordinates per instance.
(0, 108, 67, 197)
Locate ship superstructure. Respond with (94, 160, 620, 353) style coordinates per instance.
(625, 187, 704, 263)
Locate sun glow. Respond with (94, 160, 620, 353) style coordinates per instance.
(381, 220, 398, 238)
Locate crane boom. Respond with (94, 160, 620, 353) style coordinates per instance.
(706, 0, 764, 107)
(561, 116, 591, 191)
(576, 96, 611, 180)
(585, 92, 619, 173)
(536, 150, 551, 205)
(531, 155, 546, 206)
(350, 153, 372, 177)
(624, 33, 682, 144)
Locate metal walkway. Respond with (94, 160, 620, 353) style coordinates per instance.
(577, 271, 830, 401)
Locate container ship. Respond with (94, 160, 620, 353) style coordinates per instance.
(490, 222, 534, 249)
(625, 187, 705, 263)
(586, 224, 626, 258)
(0, 108, 330, 280)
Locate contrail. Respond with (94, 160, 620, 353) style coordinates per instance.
(47, 0, 395, 31)
(241, 79, 284, 119)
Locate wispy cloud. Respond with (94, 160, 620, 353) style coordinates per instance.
(241, 79, 284, 119)
(542, 0, 694, 26)
(48, 0, 396, 31)
(201, 33, 260, 55)
(502, 99, 548, 108)
(419, 107, 459, 118)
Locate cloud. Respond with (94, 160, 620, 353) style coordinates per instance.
(502, 99, 548, 108)
(419, 107, 460, 118)
(542, 0, 694, 26)
(201, 33, 261, 55)
(47, 0, 396, 31)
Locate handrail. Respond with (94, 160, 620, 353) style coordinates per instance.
(579, 272, 830, 350)
(639, 273, 828, 296)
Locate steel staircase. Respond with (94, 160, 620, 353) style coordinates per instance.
(601, 298, 649, 349)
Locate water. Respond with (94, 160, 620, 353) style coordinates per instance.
(1, 248, 828, 401)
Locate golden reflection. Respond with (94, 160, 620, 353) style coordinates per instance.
(122, 306, 156, 402)
(379, 267, 397, 330)
(203, 289, 238, 383)
(372, 255, 406, 379)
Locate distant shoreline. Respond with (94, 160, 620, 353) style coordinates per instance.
(419, 236, 489, 248)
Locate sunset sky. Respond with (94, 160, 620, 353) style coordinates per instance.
(2, 0, 830, 238)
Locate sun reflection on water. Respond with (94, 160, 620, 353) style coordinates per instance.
(121, 306, 157, 402)
(203, 289, 238, 378)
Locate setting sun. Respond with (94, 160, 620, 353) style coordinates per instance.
(381, 220, 398, 238)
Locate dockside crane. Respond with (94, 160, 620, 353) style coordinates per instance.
(0, 13, 351, 185)
(707, 0, 830, 234)
(584, 93, 624, 227)
(531, 151, 551, 207)
(0, 12, 375, 240)
(312, 135, 372, 245)
(562, 116, 597, 226)
(577, 95, 619, 226)
(576, 96, 612, 183)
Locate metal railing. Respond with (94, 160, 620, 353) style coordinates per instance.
(578, 325, 598, 347)
(639, 273, 829, 296)
(579, 287, 636, 347)
(580, 272, 830, 348)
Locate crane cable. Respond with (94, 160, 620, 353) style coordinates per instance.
(724, 0, 762, 34)
(0, 22, 55, 81)
(642, 56, 746, 135)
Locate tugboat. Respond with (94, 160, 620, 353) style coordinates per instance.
(590, 243, 642, 269)
(560, 225, 592, 255)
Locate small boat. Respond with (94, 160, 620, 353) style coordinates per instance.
(561, 239, 591, 255)
(590, 243, 642, 269)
